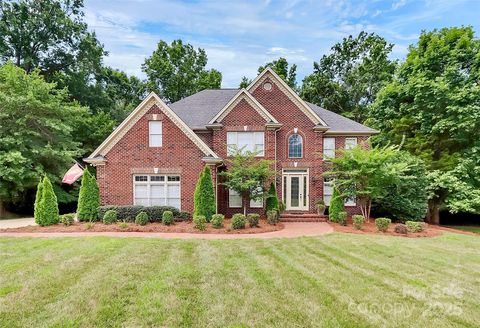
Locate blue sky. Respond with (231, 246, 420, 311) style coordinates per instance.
(84, 0, 480, 87)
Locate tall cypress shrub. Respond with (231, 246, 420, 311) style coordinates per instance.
(193, 166, 216, 221)
(329, 188, 345, 222)
(37, 176, 59, 226)
(34, 179, 44, 225)
(265, 182, 279, 212)
(77, 168, 100, 221)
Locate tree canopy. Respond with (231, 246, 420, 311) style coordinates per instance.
(143, 39, 222, 103)
(258, 57, 297, 89)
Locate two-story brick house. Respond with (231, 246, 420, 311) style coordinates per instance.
(85, 68, 377, 217)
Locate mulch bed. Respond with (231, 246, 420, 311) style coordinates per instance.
(330, 219, 443, 238)
(0, 219, 284, 234)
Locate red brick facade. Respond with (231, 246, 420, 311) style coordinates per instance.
(91, 72, 372, 217)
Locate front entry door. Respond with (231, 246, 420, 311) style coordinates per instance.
(284, 173, 309, 211)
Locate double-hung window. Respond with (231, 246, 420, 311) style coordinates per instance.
(323, 137, 335, 159)
(229, 189, 242, 208)
(134, 175, 180, 209)
(227, 132, 264, 156)
(345, 137, 358, 150)
(149, 121, 163, 147)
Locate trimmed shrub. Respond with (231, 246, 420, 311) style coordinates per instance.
(247, 213, 260, 228)
(77, 168, 100, 222)
(266, 210, 279, 225)
(265, 182, 279, 212)
(162, 210, 174, 226)
(211, 214, 224, 228)
(328, 188, 344, 222)
(352, 215, 364, 230)
(59, 213, 75, 226)
(98, 205, 180, 222)
(177, 211, 192, 221)
(36, 176, 59, 226)
(406, 221, 423, 233)
(337, 211, 348, 226)
(34, 179, 44, 224)
(375, 218, 391, 232)
(193, 166, 216, 221)
(231, 213, 246, 230)
(394, 223, 408, 234)
(193, 215, 206, 231)
(103, 210, 117, 224)
(135, 211, 149, 226)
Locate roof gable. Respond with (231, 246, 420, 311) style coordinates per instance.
(87, 92, 219, 159)
(208, 89, 278, 124)
(247, 68, 328, 127)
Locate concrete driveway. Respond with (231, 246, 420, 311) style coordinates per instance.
(0, 217, 36, 229)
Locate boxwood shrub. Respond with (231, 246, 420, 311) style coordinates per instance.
(231, 213, 246, 230)
(375, 217, 391, 232)
(98, 206, 182, 222)
(103, 210, 117, 225)
(266, 210, 279, 225)
(193, 215, 206, 231)
(59, 213, 75, 226)
(211, 214, 224, 228)
(337, 211, 348, 226)
(406, 221, 423, 233)
(352, 215, 364, 230)
(247, 213, 260, 228)
(135, 211, 149, 226)
(162, 210, 174, 226)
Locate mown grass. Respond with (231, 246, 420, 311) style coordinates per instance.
(446, 225, 480, 234)
(0, 233, 479, 327)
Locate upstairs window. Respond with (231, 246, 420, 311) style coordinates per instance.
(227, 132, 264, 156)
(323, 137, 335, 159)
(149, 121, 162, 147)
(345, 137, 358, 150)
(288, 134, 303, 158)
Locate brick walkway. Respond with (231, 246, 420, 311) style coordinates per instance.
(0, 222, 333, 239)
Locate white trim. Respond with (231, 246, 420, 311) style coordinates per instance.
(228, 189, 242, 208)
(88, 92, 219, 159)
(282, 168, 309, 211)
(133, 174, 181, 209)
(247, 68, 328, 127)
(209, 89, 278, 124)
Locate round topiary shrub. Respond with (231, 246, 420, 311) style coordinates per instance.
(406, 221, 423, 233)
(394, 223, 408, 234)
(211, 214, 224, 228)
(375, 217, 391, 232)
(103, 210, 117, 225)
(193, 215, 206, 231)
(59, 213, 75, 226)
(266, 210, 279, 225)
(352, 215, 364, 230)
(337, 211, 348, 226)
(162, 210, 174, 226)
(247, 213, 260, 228)
(231, 213, 246, 230)
(135, 211, 149, 226)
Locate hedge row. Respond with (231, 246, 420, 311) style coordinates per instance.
(97, 206, 190, 222)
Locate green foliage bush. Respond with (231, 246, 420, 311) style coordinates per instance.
(265, 182, 279, 212)
(162, 210, 174, 226)
(77, 168, 100, 222)
(337, 211, 347, 226)
(36, 176, 60, 226)
(352, 215, 364, 230)
(328, 189, 344, 222)
(278, 201, 286, 213)
(33, 179, 44, 224)
(135, 211, 149, 226)
(231, 213, 246, 230)
(247, 213, 260, 228)
(394, 223, 408, 234)
(193, 215, 206, 231)
(211, 214, 224, 228)
(177, 211, 192, 220)
(59, 213, 75, 226)
(103, 210, 117, 225)
(193, 166, 216, 221)
(406, 221, 424, 233)
(118, 221, 129, 229)
(266, 210, 279, 225)
(98, 205, 181, 222)
(375, 218, 391, 232)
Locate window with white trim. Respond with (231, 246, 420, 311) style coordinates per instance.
(229, 189, 242, 208)
(345, 137, 358, 150)
(323, 178, 333, 206)
(345, 196, 356, 206)
(288, 134, 303, 158)
(250, 186, 264, 208)
(149, 121, 162, 147)
(323, 137, 335, 159)
(134, 175, 180, 209)
(227, 132, 264, 156)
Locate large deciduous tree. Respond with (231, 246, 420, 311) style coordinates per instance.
(143, 40, 222, 103)
(369, 27, 480, 223)
(258, 57, 297, 89)
(0, 63, 85, 216)
(301, 31, 396, 122)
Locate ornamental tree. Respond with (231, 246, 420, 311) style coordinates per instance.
(36, 176, 59, 226)
(76, 167, 100, 221)
(219, 150, 275, 216)
(193, 166, 216, 221)
(33, 179, 44, 224)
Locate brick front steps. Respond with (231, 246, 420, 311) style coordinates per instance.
(280, 213, 328, 222)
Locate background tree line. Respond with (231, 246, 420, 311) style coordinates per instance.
(0, 0, 478, 223)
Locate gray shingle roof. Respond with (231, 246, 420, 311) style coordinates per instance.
(169, 89, 377, 134)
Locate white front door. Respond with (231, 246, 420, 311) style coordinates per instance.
(283, 171, 309, 211)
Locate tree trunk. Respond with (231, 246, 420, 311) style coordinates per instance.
(426, 200, 440, 225)
(242, 195, 248, 216)
(0, 199, 6, 219)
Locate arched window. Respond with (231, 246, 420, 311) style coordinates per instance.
(288, 134, 303, 158)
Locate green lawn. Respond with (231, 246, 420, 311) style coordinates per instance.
(0, 233, 479, 328)
(446, 225, 480, 234)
